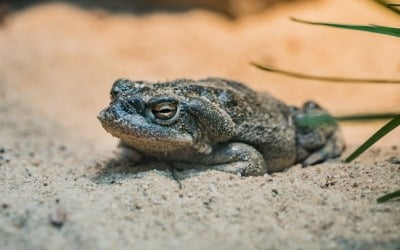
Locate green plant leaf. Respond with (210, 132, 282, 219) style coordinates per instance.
(291, 17, 400, 38)
(250, 62, 400, 84)
(377, 189, 400, 203)
(292, 112, 398, 129)
(335, 113, 399, 121)
(345, 115, 400, 162)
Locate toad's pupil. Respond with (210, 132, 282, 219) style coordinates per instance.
(160, 109, 172, 113)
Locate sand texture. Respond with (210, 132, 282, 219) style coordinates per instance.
(0, 0, 399, 249)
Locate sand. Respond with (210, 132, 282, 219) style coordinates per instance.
(0, 0, 399, 249)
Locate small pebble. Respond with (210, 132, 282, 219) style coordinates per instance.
(49, 207, 67, 228)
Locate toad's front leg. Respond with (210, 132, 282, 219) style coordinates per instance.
(189, 142, 267, 176)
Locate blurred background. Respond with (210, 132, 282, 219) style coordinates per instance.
(0, 0, 399, 147)
(1, 0, 305, 17)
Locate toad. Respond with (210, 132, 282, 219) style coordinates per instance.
(98, 78, 344, 175)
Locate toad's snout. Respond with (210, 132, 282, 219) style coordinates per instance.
(98, 96, 146, 122)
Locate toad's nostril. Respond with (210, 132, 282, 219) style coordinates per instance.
(121, 97, 145, 115)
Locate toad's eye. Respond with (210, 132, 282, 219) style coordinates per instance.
(152, 102, 178, 120)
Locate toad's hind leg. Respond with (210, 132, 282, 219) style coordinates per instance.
(294, 101, 345, 166)
(301, 130, 344, 166)
(197, 142, 267, 176)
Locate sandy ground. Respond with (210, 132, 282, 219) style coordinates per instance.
(0, 1, 399, 249)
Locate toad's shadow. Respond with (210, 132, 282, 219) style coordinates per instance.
(92, 148, 211, 185)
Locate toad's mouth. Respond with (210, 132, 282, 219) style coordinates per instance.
(97, 104, 193, 145)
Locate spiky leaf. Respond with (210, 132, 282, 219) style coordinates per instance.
(345, 115, 400, 162)
(377, 189, 400, 203)
(291, 18, 400, 38)
(251, 62, 400, 84)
